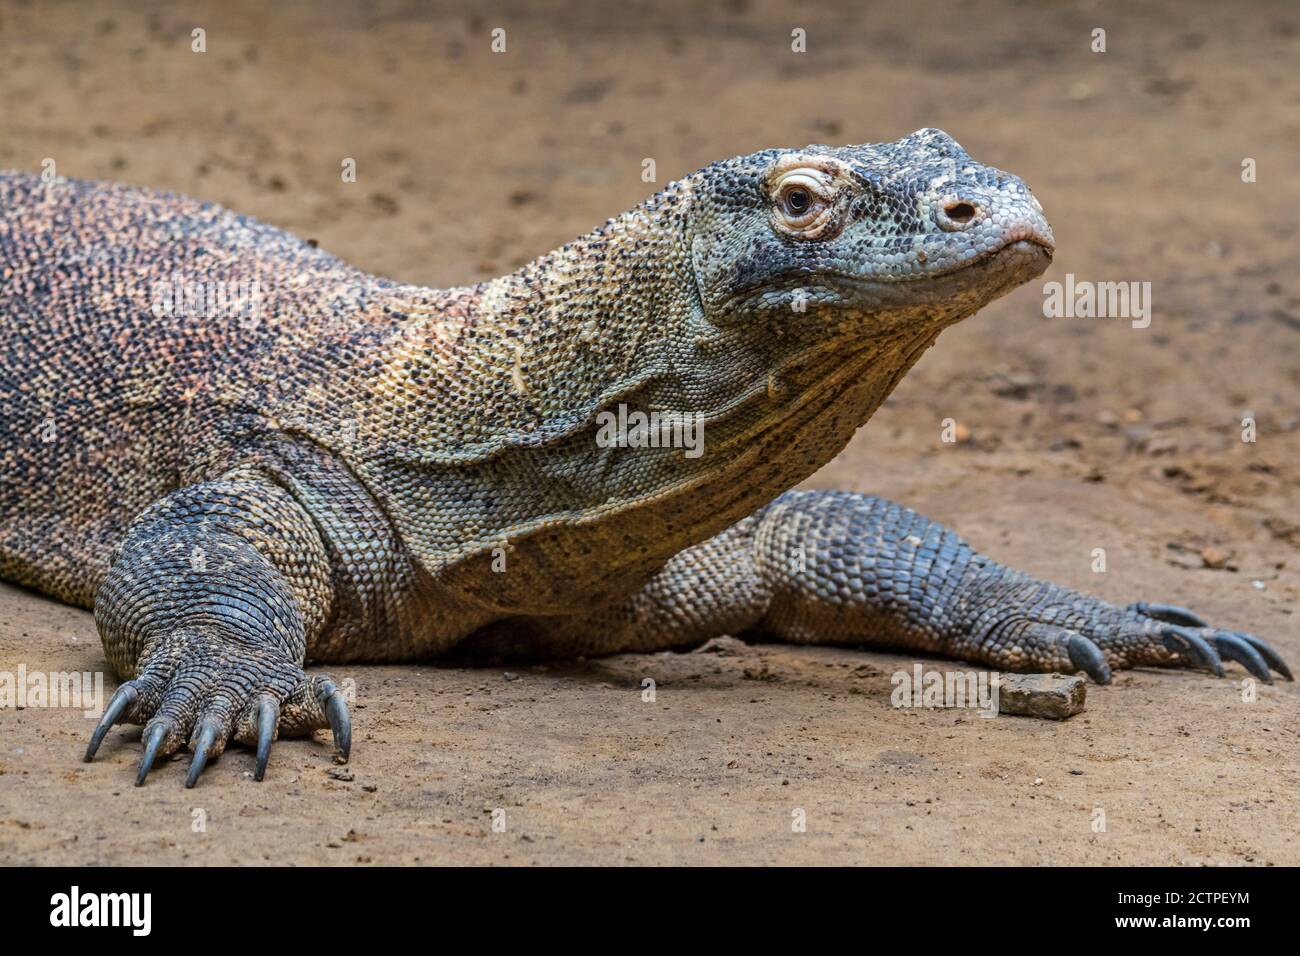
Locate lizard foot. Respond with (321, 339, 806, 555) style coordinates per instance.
(83, 629, 351, 787)
(967, 601, 1291, 685)
(1121, 601, 1293, 683)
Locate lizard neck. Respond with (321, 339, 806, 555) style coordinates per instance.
(330, 180, 938, 610)
(378, 173, 711, 450)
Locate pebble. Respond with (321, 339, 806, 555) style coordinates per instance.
(996, 673, 1086, 720)
(1200, 547, 1233, 570)
(693, 635, 751, 656)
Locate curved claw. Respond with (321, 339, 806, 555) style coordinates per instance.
(322, 687, 352, 762)
(1228, 632, 1293, 682)
(254, 697, 279, 782)
(185, 720, 222, 789)
(1213, 633, 1273, 684)
(1130, 602, 1209, 629)
(1160, 625, 1225, 677)
(1067, 633, 1112, 684)
(84, 683, 138, 762)
(135, 720, 171, 787)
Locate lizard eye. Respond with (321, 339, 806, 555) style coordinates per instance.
(772, 169, 835, 234)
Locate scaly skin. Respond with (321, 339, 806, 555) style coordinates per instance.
(0, 129, 1288, 787)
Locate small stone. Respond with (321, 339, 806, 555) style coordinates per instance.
(1200, 547, 1232, 570)
(991, 371, 1040, 400)
(1166, 543, 1203, 570)
(1144, 434, 1179, 456)
(694, 635, 751, 656)
(995, 673, 1086, 720)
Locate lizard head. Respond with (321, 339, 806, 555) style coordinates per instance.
(687, 128, 1053, 335)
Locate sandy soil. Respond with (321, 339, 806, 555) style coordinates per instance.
(0, 0, 1296, 865)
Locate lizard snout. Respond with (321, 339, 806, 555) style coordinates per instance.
(930, 184, 1054, 254)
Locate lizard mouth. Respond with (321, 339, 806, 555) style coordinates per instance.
(932, 235, 1054, 279)
(952, 238, 1054, 298)
(832, 235, 1054, 286)
(819, 237, 1053, 309)
(959, 236, 1054, 282)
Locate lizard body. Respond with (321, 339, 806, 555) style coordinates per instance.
(0, 129, 1288, 786)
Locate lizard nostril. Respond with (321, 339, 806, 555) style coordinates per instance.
(944, 201, 977, 224)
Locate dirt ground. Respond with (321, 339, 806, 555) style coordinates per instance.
(1, 0, 1297, 865)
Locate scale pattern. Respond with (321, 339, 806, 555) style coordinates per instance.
(0, 129, 1287, 786)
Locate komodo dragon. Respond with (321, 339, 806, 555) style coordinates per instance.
(1, 129, 1289, 788)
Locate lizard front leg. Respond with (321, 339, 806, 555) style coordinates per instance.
(750, 490, 1291, 683)
(84, 477, 352, 786)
